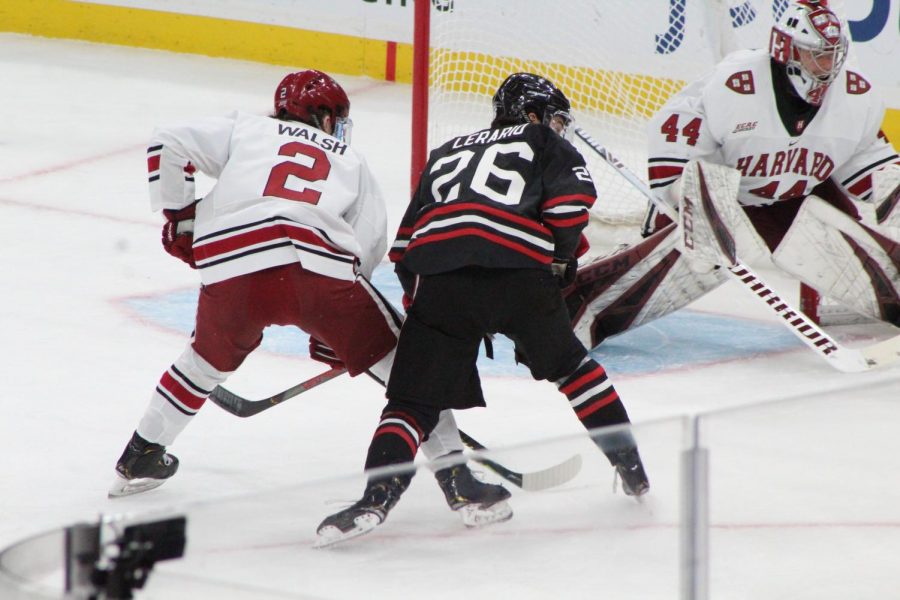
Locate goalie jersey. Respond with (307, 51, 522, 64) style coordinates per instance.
(389, 122, 596, 293)
(646, 49, 900, 221)
(147, 111, 387, 285)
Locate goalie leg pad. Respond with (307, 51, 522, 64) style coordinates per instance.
(678, 159, 770, 269)
(873, 165, 900, 236)
(567, 224, 727, 349)
(773, 195, 900, 326)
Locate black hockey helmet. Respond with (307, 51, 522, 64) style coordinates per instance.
(491, 72, 572, 134)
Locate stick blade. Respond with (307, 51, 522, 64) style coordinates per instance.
(208, 386, 250, 417)
(857, 334, 900, 370)
(520, 453, 583, 492)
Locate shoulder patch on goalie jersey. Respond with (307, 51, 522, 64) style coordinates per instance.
(846, 72, 871, 95)
(725, 70, 755, 95)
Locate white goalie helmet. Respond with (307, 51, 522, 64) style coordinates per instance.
(769, 0, 848, 106)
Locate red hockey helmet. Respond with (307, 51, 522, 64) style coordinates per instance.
(769, 0, 847, 105)
(274, 70, 351, 139)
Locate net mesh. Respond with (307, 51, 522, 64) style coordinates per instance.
(426, 0, 850, 236)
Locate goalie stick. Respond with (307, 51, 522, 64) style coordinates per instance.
(208, 369, 582, 491)
(574, 127, 900, 373)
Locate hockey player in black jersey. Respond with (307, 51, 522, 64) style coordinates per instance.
(316, 73, 649, 548)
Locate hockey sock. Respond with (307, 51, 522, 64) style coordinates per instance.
(364, 410, 424, 471)
(556, 357, 637, 458)
(137, 346, 229, 446)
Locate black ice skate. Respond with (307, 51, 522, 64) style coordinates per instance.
(108, 431, 179, 498)
(315, 475, 410, 548)
(608, 447, 649, 498)
(434, 456, 513, 528)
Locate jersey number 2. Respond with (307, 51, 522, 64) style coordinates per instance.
(263, 142, 331, 204)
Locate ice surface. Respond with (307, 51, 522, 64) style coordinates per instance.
(1, 34, 898, 599)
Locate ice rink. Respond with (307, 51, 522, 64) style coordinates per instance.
(1, 34, 899, 599)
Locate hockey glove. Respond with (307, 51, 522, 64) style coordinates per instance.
(401, 293, 414, 311)
(161, 201, 199, 268)
(309, 337, 344, 369)
(551, 256, 577, 288)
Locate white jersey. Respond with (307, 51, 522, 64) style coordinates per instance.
(147, 111, 387, 284)
(647, 49, 899, 211)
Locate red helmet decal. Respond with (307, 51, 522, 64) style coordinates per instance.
(807, 8, 842, 45)
(806, 86, 827, 106)
(769, 29, 792, 64)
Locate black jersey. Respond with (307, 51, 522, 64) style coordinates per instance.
(389, 122, 596, 292)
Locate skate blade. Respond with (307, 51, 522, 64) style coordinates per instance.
(458, 500, 513, 528)
(613, 472, 650, 501)
(314, 513, 381, 549)
(108, 473, 167, 498)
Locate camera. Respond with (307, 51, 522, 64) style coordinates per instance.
(65, 515, 186, 599)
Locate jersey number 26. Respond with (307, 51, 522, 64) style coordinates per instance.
(430, 142, 534, 206)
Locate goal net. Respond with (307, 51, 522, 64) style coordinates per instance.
(414, 0, 849, 250)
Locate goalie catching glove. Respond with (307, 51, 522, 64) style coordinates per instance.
(309, 337, 344, 369)
(161, 200, 199, 268)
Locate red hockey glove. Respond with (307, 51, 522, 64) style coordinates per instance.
(551, 256, 577, 288)
(161, 202, 198, 268)
(401, 293, 414, 311)
(575, 233, 590, 258)
(309, 337, 344, 369)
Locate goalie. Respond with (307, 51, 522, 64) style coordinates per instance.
(568, 0, 900, 350)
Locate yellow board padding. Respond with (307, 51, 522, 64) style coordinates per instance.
(3, 1, 896, 150)
(2, 0, 414, 82)
(883, 108, 900, 152)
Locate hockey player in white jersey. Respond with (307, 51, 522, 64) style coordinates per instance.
(109, 70, 510, 521)
(567, 0, 900, 349)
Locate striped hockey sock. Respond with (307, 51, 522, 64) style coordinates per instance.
(556, 357, 635, 453)
(364, 411, 424, 471)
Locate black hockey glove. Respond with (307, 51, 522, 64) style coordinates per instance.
(551, 256, 577, 288)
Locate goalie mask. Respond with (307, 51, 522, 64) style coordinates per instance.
(769, 0, 848, 106)
(274, 70, 352, 143)
(492, 72, 573, 137)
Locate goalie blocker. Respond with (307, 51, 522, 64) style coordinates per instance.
(566, 159, 900, 351)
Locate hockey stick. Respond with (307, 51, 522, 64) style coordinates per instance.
(458, 430, 583, 492)
(209, 366, 348, 417)
(574, 127, 900, 373)
(209, 369, 582, 490)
